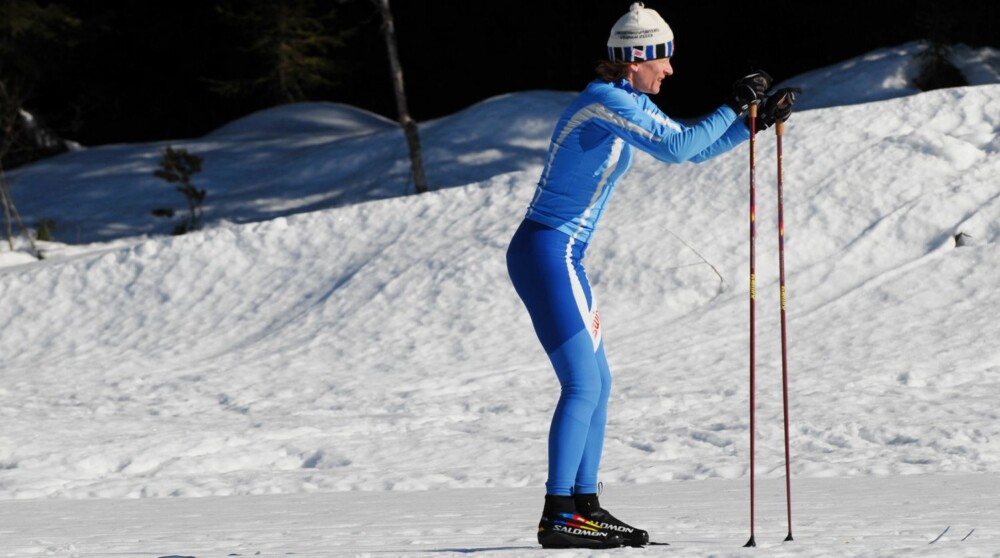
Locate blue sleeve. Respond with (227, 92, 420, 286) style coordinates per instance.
(592, 91, 743, 164)
(688, 117, 752, 163)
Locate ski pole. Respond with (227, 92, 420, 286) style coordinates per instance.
(776, 112, 794, 543)
(744, 101, 758, 549)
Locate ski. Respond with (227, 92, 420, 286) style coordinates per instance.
(929, 526, 950, 544)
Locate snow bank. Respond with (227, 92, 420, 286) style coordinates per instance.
(1, 84, 998, 501)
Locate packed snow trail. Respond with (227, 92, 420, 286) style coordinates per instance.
(1, 475, 996, 556)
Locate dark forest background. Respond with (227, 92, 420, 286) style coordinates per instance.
(4, 0, 999, 150)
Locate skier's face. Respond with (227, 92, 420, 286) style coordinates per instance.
(630, 58, 673, 95)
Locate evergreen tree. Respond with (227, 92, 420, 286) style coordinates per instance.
(153, 147, 206, 235)
(0, 0, 78, 254)
(211, 0, 350, 105)
(0, 0, 80, 166)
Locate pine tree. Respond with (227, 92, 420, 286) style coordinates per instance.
(153, 146, 206, 235)
(0, 0, 78, 255)
(210, 0, 349, 105)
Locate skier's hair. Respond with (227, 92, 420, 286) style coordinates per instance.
(595, 60, 633, 82)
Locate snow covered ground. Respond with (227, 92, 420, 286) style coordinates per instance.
(1, 41, 999, 556)
(2, 475, 996, 556)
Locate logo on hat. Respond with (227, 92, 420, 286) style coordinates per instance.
(607, 2, 674, 62)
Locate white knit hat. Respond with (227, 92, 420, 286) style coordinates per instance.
(607, 2, 674, 62)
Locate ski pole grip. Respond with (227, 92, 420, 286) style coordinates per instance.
(750, 102, 758, 119)
(776, 119, 785, 136)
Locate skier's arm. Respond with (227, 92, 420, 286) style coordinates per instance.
(690, 86, 800, 162)
(594, 93, 742, 164)
(641, 95, 751, 163)
(687, 116, 751, 163)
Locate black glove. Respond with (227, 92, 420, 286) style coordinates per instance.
(751, 87, 801, 132)
(725, 71, 773, 115)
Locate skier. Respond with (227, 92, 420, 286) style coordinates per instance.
(505, 2, 797, 549)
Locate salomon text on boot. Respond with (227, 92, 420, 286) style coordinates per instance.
(537, 495, 623, 549)
(574, 492, 650, 547)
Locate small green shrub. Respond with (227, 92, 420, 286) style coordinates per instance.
(152, 146, 206, 235)
(35, 218, 56, 241)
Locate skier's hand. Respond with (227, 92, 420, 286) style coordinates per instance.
(725, 71, 773, 115)
(752, 87, 801, 132)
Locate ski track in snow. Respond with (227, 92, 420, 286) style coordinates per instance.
(1, 42, 999, 556)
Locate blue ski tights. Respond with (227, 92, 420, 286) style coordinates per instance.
(506, 219, 611, 496)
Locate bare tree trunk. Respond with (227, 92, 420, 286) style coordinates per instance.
(0, 81, 43, 257)
(0, 82, 16, 250)
(0, 162, 40, 258)
(372, 0, 428, 194)
(0, 171, 13, 251)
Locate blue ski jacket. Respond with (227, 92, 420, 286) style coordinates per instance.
(524, 79, 750, 244)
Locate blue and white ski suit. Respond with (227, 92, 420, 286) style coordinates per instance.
(506, 78, 750, 496)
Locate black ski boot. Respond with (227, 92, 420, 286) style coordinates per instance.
(574, 493, 650, 547)
(537, 495, 623, 549)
